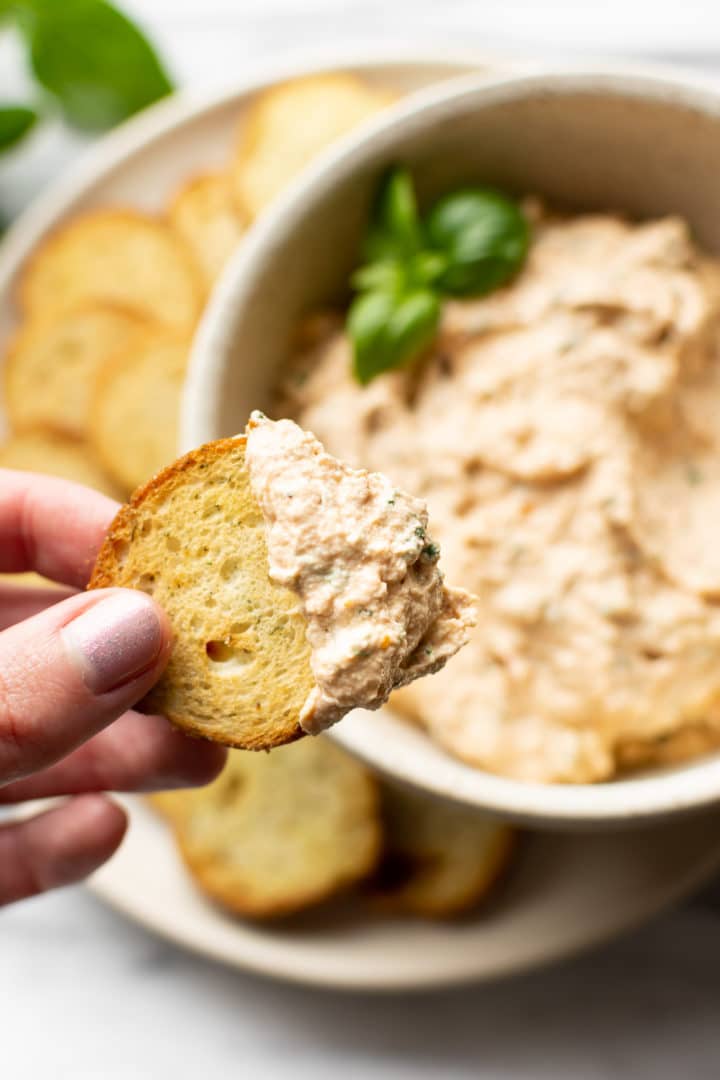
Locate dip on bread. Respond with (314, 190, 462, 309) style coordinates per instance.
(276, 208, 720, 782)
(245, 412, 476, 734)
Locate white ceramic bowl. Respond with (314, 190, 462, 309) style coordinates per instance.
(185, 66, 720, 829)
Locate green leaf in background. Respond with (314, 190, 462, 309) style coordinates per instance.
(19, 0, 173, 131)
(349, 288, 441, 386)
(0, 104, 38, 152)
(424, 187, 530, 296)
(365, 167, 424, 262)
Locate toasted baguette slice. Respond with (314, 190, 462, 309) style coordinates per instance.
(18, 209, 203, 330)
(89, 329, 188, 493)
(168, 172, 246, 286)
(0, 429, 123, 499)
(4, 304, 147, 440)
(232, 74, 394, 217)
(89, 437, 315, 749)
(370, 785, 516, 917)
(150, 741, 381, 919)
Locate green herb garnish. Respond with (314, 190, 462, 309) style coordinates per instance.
(424, 187, 530, 296)
(348, 167, 529, 384)
(0, 0, 172, 168)
(421, 542, 440, 561)
(364, 166, 424, 263)
(349, 287, 440, 387)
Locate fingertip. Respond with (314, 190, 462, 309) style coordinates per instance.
(132, 589, 174, 667)
(168, 736, 228, 789)
(0, 589, 174, 785)
(0, 794, 129, 905)
(44, 795, 129, 889)
(142, 715, 228, 790)
(70, 793, 129, 853)
(62, 588, 171, 696)
(197, 741, 229, 786)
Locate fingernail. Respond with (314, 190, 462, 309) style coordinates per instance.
(63, 592, 164, 694)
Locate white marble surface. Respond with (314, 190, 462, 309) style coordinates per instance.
(5, 884, 720, 1079)
(5, 3, 720, 1076)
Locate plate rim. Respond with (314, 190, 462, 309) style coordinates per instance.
(87, 797, 720, 992)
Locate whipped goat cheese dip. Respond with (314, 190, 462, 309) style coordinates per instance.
(275, 209, 720, 782)
(245, 412, 476, 734)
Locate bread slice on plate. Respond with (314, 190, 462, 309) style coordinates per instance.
(149, 740, 381, 919)
(0, 428, 123, 499)
(89, 329, 189, 494)
(369, 785, 516, 917)
(18, 209, 203, 330)
(232, 74, 394, 218)
(89, 436, 315, 749)
(168, 172, 246, 287)
(4, 304, 147, 440)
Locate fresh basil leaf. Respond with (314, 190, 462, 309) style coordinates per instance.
(351, 259, 406, 293)
(365, 166, 423, 262)
(425, 187, 529, 296)
(349, 288, 440, 385)
(349, 291, 396, 383)
(0, 104, 37, 153)
(19, 0, 173, 131)
(406, 250, 449, 289)
(352, 250, 449, 295)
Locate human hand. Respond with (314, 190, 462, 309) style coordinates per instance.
(0, 469, 226, 906)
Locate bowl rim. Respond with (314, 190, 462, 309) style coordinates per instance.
(186, 62, 720, 827)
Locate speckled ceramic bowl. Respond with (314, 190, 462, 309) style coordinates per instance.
(184, 66, 720, 828)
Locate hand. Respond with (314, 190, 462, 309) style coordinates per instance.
(0, 469, 226, 906)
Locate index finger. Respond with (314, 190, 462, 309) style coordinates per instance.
(0, 469, 119, 588)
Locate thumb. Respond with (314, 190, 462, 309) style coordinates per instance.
(0, 588, 172, 786)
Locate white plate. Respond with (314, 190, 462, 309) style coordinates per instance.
(93, 795, 720, 991)
(3, 50, 720, 989)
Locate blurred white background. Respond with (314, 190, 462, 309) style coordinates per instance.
(4, 3, 720, 1078)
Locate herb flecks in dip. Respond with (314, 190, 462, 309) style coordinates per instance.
(276, 208, 720, 782)
(245, 412, 475, 734)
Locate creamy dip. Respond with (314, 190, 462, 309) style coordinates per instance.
(245, 412, 475, 734)
(275, 207, 720, 782)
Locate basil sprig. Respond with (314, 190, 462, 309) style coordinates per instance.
(348, 167, 529, 385)
(0, 0, 172, 163)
